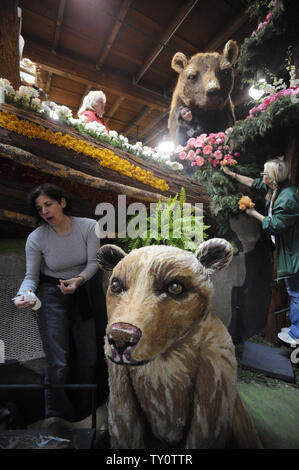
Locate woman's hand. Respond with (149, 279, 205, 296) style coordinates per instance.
(14, 294, 36, 309)
(221, 165, 233, 177)
(245, 208, 265, 222)
(58, 276, 84, 294)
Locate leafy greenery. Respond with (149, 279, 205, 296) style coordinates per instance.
(123, 188, 210, 252)
(228, 96, 299, 158)
(193, 164, 260, 236)
(238, 0, 298, 79)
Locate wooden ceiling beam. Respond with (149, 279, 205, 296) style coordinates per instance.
(23, 39, 170, 111)
(139, 109, 169, 139)
(134, 0, 199, 84)
(203, 12, 249, 53)
(45, 71, 52, 94)
(106, 96, 125, 124)
(52, 0, 67, 52)
(144, 126, 166, 146)
(123, 106, 152, 136)
(96, 0, 133, 70)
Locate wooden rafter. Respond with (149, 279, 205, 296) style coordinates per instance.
(204, 12, 249, 53)
(96, 0, 133, 70)
(106, 96, 125, 124)
(45, 71, 52, 95)
(139, 109, 169, 140)
(134, 0, 199, 84)
(123, 106, 152, 137)
(52, 0, 67, 52)
(24, 39, 170, 111)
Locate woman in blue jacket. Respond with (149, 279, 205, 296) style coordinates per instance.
(223, 157, 299, 345)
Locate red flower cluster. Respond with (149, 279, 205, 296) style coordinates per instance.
(247, 86, 299, 118)
(173, 129, 239, 169)
(251, 12, 272, 37)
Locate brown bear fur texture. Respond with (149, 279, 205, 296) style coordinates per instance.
(169, 40, 239, 146)
(97, 239, 262, 449)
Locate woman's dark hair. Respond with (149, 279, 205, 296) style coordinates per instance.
(27, 183, 72, 223)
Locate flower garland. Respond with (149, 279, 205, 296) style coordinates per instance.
(0, 78, 183, 172)
(247, 86, 299, 118)
(0, 111, 169, 192)
(251, 11, 272, 37)
(172, 129, 238, 169)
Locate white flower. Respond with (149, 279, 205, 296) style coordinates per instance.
(118, 134, 128, 143)
(68, 117, 83, 126)
(85, 121, 106, 134)
(0, 78, 15, 95)
(109, 130, 119, 139)
(158, 153, 170, 163)
(166, 161, 184, 171)
(18, 85, 39, 99)
(31, 97, 41, 108)
(55, 105, 73, 119)
(40, 103, 52, 117)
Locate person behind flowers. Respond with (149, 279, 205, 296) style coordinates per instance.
(13, 184, 108, 421)
(78, 90, 110, 131)
(222, 157, 299, 345)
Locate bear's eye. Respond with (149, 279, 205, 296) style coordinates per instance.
(167, 281, 184, 295)
(110, 278, 123, 293)
(187, 73, 197, 81)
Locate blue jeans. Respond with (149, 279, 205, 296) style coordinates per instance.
(37, 278, 107, 420)
(284, 271, 299, 340)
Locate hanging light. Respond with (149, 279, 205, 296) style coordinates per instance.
(248, 78, 266, 100)
(157, 135, 174, 153)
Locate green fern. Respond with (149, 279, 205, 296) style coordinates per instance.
(123, 188, 210, 252)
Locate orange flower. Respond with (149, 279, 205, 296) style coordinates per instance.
(238, 195, 255, 211)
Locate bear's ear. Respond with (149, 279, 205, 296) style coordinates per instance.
(195, 238, 233, 274)
(97, 244, 126, 271)
(172, 52, 188, 73)
(221, 40, 239, 68)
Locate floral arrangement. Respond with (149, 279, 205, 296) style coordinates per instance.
(238, 0, 298, 77)
(228, 90, 299, 158)
(172, 129, 239, 169)
(251, 11, 272, 37)
(238, 195, 255, 211)
(0, 110, 169, 192)
(247, 86, 299, 118)
(0, 79, 183, 173)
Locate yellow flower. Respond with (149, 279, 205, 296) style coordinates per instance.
(0, 111, 169, 191)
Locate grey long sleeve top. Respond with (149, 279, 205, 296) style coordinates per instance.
(17, 217, 100, 295)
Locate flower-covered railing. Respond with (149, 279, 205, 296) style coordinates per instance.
(0, 79, 213, 220)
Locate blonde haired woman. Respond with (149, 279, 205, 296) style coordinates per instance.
(78, 90, 110, 131)
(223, 157, 299, 345)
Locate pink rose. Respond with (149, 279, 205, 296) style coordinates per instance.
(214, 150, 223, 160)
(187, 137, 196, 147)
(196, 157, 205, 167)
(203, 145, 213, 155)
(187, 150, 196, 161)
(179, 151, 187, 160)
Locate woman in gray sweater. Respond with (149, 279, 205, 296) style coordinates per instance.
(14, 184, 108, 421)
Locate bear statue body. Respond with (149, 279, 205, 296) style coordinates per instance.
(97, 239, 262, 449)
(169, 40, 239, 146)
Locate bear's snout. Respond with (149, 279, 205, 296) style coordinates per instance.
(107, 322, 146, 366)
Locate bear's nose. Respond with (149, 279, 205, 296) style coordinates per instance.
(107, 322, 142, 356)
(207, 88, 220, 98)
